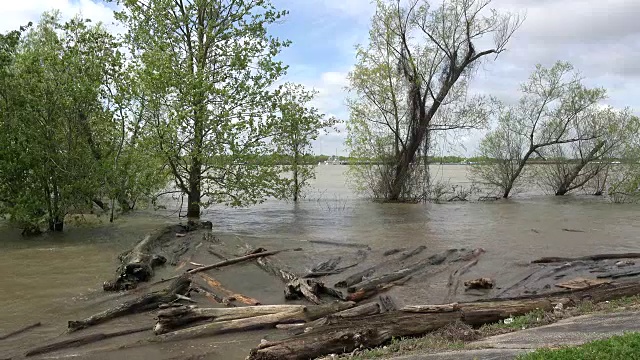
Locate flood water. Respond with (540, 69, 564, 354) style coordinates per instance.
(1, 165, 639, 358)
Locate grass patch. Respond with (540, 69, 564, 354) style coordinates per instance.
(516, 332, 640, 360)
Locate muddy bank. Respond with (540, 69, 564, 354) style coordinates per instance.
(5, 221, 640, 360)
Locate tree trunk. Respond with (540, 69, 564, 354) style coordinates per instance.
(186, 188, 201, 220)
(48, 215, 64, 232)
(555, 141, 605, 196)
(293, 161, 299, 202)
(503, 148, 536, 198)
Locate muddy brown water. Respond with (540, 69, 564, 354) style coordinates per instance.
(1, 165, 639, 359)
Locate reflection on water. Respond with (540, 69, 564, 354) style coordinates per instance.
(1, 165, 639, 352)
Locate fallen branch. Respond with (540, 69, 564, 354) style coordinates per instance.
(156, 308, 307, 342)
(153, 248, 302, 286)
(532, 253, 640, 264)
(198, 273, 261, 305)
(25, 326, 151, 357)
(446, 248, 485, 301)
(68, 275, 190, 332)
(154, 305, 307, 335)
(334, 246, 427, 289)
(308, 240, 371, 249)
(0, 322, 41, 341)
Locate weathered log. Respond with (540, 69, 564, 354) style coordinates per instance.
(250, 280, 640, 360)
(401, 303, 460, 313)
(346, 276, 411, 302)
(345, 249, 464, 302)
(198, 273, 261, 305)
(247, 298, 553, 360)
(68, 275, 190, 332)
(446, 248, 485, 301)
(303, 301, 356, 320)
(459, 299, 552, 325)
(154, 305, 307, 334)
(300, 302, 380, 333)
(308, 240, 371, 249)
(464, 278, 495, 290)
(254, 254, 330, 304)
(156, 308, 307, 342)
(285, 279, 323, 304)
(334, 246, 427, 289)
(598, 270, 640, 280)
(311, 257, 342, 272)
(103, 225, 178, 291)
(378, 295, 397, 312)
(532, 253, 640, 264)
(25, 326, 151, 357)
(0, 322, 41, 341)
(153, 248, 303, 286)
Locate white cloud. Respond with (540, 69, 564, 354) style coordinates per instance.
(0, 0, 118, 33)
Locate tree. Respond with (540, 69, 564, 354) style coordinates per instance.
(346, 0, 521, 201)
(469, 107, 529, 197)
(273, 83, 337, 202)
(0, 13, 125, 232)
(115, 0, 290, 220)
(471, 61, 608, 198)
(535, 107, 639, 196)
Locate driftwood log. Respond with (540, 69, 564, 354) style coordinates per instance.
(154, 301, 355, 341)
(334, 246, 427, 289)
(154, 305, 307, 334)
(0, 322, 41, 341)
(68, 275, 191, 332)
(249, 280, 640, 360)
(102, 225, 180, 291)
(532, 253, 640, 264)
(344, 249, 483, 303)
(152, 248, 303, 286)
(252, 250, 342, 303)
(25, 326, 151, 357)
(198, 273, 261, 306)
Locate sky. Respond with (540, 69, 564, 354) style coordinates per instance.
(2, 0, 639, 156)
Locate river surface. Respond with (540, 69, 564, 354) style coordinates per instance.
(1, 165, 639, 358)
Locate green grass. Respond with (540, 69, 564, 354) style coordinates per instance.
(517, 332, 640, 360)
(479, 308, 551, 334)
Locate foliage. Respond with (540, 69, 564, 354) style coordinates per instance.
(346, 0, 521, 201)
(517, 332, 640, 360)
(272, 83, 338, 201)
(0, 14, 124, 232)
(115, 0, 291, 218)
(470, 61, 608, 198)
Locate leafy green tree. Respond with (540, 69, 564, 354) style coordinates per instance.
(115, 0, 290, 219)
(0, 13, 126, 232)
(273, 83, 337, 202)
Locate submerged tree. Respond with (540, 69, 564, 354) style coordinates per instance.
(535, 107, 639, 196)
(471, 62, 608, 198)
(273, 83, 337, 202)
(0, 13, 126, 232)
(116, 0, 291, 220)
(346, 0, 521, 201)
